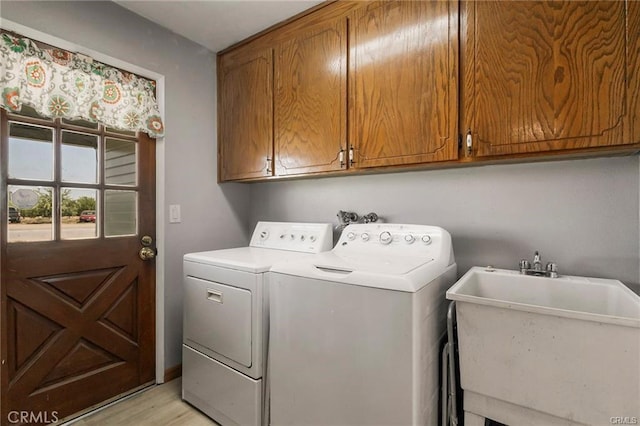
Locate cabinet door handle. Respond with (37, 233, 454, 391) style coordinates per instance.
(339, 149, 345, 167)
(349, 147, 355, 166)
(266, 157, 272, 175)
(466, 130, 473, 155)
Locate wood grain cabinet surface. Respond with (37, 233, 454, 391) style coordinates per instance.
(462, 0, 640, 157)
(349, 0, 458, 168)
(629, 1, 640, 145)
(274, 18, 347, 176)
(218, 44, 273, 181)
(217, 0, 639, 182)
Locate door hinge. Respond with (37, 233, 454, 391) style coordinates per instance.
(266, 157, 272, 175)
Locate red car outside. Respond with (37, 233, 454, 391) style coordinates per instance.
(79, 210, 96, 223)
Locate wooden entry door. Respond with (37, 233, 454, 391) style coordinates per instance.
(0, 107, 156, 424)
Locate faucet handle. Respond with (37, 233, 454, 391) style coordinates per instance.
(363, 212, 378, 223)
(519, 259, 530, 273)
(546, 262, 558, 278)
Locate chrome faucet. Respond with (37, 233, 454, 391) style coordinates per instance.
(336, 210, 380, 231)
(336, 211, 359, 230)
(519, 251, 558, 278)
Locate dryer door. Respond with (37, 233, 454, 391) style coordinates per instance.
(184, 276, 252, 367)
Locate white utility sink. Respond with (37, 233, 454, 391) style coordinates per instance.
(447, 267, 640, 426)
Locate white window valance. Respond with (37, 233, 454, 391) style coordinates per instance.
(0, 31, 164, 138)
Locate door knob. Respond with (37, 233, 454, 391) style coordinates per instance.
(139, 247, 157, 261)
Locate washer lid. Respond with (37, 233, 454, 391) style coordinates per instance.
(184, 247, 314, 273)
(314, 252, 433, 275)
(270, 251, 451, 293)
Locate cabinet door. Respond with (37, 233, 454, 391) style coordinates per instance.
(462, 1, 639, 157)
(218, 46, 273, 181)
(349, 1, 458, 169)
(274, 18, 347, 176)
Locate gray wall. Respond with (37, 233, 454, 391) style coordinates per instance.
(250, 156, 640, 292)
(1, 1, 252, 371)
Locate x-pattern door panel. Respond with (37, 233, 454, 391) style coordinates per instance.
(5, 248, 147, 418)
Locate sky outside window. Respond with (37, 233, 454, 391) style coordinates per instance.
(8, 123, 54, 181)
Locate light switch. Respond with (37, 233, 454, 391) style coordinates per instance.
(169, 204, 181, 223)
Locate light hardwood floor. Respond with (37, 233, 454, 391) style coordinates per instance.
(71, 379, 217, 425)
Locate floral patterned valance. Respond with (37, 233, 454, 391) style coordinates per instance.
(0, 31, 164, 138)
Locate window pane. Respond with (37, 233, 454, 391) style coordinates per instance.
(8, 185, 53, 243)
(62, 131, 98, 183)
(62, 117, 99, 129)
(61, 189, 98, 240)
(104, 190, 137, 237)
(105, 138, 137, 186)
(8, 123, 54, 181)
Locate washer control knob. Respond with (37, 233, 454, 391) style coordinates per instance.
(259, 230, 269, 240)
(309, 235, 317, 242)
(300, 235, 305, 241)
(347, 232, 357, 241)
(404, 234, 415, 244)
(361, 233, 370, 242)
(421, 235, 432, 245)
(290, 234, 295, 240)
(380, 231, 393, 245)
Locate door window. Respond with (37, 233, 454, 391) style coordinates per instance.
(60, 188, 98, 240)
(104, 189, 137, 237)
(61, 131, 98, 184)
(6, 106, 140, 243)
(7, 184, 54, 242)
(105, 138, 137, 186)
(8, 123, 54, 181)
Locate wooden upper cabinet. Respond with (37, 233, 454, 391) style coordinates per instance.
(349, 0, 459, 169)
(218, 45, 273, 181)
(216, 0, 639, 182)
(462, 1, 640, 157)
(274, 18, 347, 176)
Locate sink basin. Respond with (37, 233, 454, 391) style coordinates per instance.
(447, 267, 640, 426)
(448, 267, 640, 326)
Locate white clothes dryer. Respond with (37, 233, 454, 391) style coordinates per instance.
(268, 223, 457, 426)
(182, 222, 332, 426)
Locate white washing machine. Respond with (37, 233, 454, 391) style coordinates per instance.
(268, 223, 457, 426)
(182, 221, 333, 426)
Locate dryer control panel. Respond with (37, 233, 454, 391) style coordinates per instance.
(249, 222, 333, 253)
